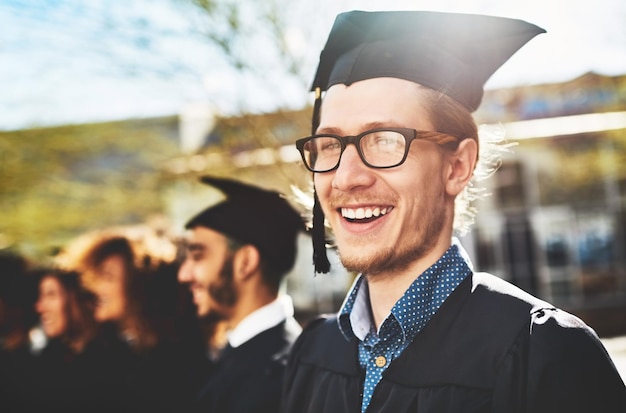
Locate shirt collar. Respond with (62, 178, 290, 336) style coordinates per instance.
(227, 294, 294, 348)
(338, 275, 371, 341)
(338, 238, 472, 342)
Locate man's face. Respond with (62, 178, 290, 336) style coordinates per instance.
(92, 255, 127, 323)
(36, 276, 68, 338)
(178, 227, 237, 319)
(314, 77, 450, 276)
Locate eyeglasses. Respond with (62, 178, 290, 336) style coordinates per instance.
(295, 127, 457, 173)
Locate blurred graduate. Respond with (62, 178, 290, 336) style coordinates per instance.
(178, 176, 304, 413)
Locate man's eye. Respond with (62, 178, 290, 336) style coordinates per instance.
(375, 137, 394, 145)
(320, 141, 341, 152)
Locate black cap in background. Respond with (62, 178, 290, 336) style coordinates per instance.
(185, 176, 306, 275)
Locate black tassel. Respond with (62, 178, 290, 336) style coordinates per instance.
(312, 87, 322, 134)
(310, 87, 330, 274)
(312, 191, 331, 274)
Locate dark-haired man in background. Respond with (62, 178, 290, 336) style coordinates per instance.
(178, 176, 303, 413)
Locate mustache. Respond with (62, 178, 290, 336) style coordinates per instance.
(325, 191, 399, 209)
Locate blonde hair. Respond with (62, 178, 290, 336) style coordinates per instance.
(420, 87, 513, 235)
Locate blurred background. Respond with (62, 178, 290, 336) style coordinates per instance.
(1, 0, 626, 344)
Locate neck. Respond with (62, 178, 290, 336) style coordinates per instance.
(366, 237, 451, 330)
(205, 319, 229, 356)
(228, 281, 276, 330)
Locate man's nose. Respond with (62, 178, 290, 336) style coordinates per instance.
(331, 145, 376, 191)
(177, 260, 192, 283)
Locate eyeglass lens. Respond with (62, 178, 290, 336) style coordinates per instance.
(303, 130, 407, 171)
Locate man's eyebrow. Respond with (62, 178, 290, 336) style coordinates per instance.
(186, 243, 205, 253)
(316, 121, 404, 135)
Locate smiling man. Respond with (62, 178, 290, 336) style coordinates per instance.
(282, 10, 626, 413)
(178, 175, 304, 413)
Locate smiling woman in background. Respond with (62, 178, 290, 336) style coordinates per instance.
(29, 268, 104, 412)
(79, 235, 159, 348)
(35, 269, 97, 353)
(56, 227, 206, 413)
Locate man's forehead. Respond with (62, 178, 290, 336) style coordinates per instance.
(186, 226, 227, 247)
(319, 78, 434, 134)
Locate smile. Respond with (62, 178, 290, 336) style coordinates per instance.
(340, 206, 393, 221)
(95, 296, 110, 308)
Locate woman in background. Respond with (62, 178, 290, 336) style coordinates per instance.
(35, 269, 97, 354)
(56, 227, 205, 413)
(30, 268, 105, 412)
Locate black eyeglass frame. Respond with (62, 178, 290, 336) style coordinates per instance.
(295, 127, 452, 173)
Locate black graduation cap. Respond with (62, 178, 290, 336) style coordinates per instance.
(185, 176, 306, 275)
(308, 10, 545, 273)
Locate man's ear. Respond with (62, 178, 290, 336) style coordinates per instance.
(233, 245, 261, 281)
(445, 138, 478, 197)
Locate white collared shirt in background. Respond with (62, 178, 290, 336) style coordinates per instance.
(227, 294, 296, 348)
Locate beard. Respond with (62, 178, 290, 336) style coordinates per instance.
(338, 198, 447, 278)
(207, 253, 237, 312)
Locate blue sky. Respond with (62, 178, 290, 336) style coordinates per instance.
(1, 0, 625, 131)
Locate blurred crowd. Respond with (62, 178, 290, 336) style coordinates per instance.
(0, 226, 217, 413)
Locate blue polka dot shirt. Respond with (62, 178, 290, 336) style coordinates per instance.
(338, 243, 472, 412)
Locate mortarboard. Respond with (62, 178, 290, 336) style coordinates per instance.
(307, 10, 546, 273)
(185, 176, 306, 275)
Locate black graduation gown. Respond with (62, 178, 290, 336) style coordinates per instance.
(85, 323, 206, 413)
(27, 339, 112, 413)
(0, 339, 113, 413)
(0, 345, 38, 413)
(192, 318, 301, 413)
(282, 272, 626, 413)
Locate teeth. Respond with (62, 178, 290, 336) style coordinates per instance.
(341, 207, 389, 219)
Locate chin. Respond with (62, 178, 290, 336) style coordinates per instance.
(338, 252, 379, 274)
(337, 241, 383, 269)
(49, 331, 63, 339)
(340, 243, 424, 276)
(198, 309, 210, 318)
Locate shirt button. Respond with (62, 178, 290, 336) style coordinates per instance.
(375, 356, 387, 367)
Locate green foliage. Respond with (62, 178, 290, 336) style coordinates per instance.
(0, 119, 179, 261)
